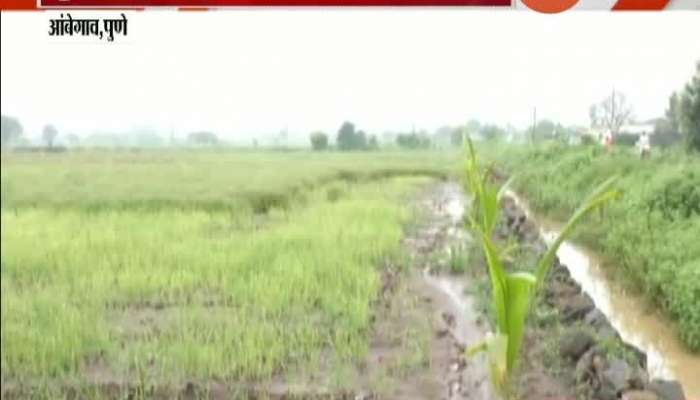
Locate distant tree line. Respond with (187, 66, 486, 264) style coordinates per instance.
(307, 118, 588, 151)
(309, 121, 379, 151)
(1, 115, 22, 146)
(1, 117, 65, 150)
(395, 132, 431, 149)
(665, 61, 700, 152)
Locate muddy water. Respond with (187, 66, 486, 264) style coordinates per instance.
(427, 189, 482, 348)
(422, 271, 486, 347)
(506, 191, 700, 397)
(416, 183, 495, 400)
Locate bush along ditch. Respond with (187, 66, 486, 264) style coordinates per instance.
(480, 143, 700, 352)
(460, 139, 687, 399)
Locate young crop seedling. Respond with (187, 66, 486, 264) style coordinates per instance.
(462, 137, 620, 397)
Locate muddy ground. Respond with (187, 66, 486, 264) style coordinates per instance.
(1, 182, 688, 400)
(353, 181, 688, 400)
(1, 181, 490, 400)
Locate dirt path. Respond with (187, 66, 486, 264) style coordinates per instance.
(360, 182, 495, 400)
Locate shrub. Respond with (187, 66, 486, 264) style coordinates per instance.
(310, 131, 329, 151)
(482, 143, 700, 351)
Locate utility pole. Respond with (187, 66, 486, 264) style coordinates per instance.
(611, 87, 616, 136)
(532, 106, 537, 143)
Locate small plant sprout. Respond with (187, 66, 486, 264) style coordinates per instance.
(462, 137, 620, 397)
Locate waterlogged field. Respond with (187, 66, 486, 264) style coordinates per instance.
(0, 150, 457, 395)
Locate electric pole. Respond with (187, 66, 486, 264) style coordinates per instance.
(611, 88, 616, 136)
(532, 106, 537, 143)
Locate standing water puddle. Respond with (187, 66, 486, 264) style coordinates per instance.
(507, 191, 700, 397)
(422, 185, 484, 346)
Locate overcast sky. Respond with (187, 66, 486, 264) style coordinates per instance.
(1, 11, 699, 142)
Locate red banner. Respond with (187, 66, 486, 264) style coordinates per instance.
(36, 0, 510, 7)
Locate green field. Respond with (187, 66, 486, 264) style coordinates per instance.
(0, 150, 457, 392)
(4, 145, 698, 398)
(0, 151, 455, 211)
(480, 142, 700, 352)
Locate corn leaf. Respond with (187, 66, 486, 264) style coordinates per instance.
(481, 184, 500, 235)
(487, 334, 509, 395)
(535, 176, 621, 285)
(476, 229, 508, 333)
(504, 271, 536, 372)
(497, 175, 516, 202)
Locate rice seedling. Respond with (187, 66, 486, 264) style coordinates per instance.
(0, 150, 451, 394)
(447, 244, 470, 274)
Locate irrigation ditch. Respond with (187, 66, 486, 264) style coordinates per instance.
(503, 192, 699, 399)
(375, 180, 691, 400)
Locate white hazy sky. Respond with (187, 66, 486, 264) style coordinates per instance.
(1, 11, 699, 141)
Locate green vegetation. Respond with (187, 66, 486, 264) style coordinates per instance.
(0, 115, 23, 147)
(0, 150, 454, 392)
(463, 139, 618, 395)
(0, 150, 456, 211)
(42, 125, 59, 149)
(336, 121, 369, 151)
(396, 132, 432, 150)
(667, 61, 700, 153)
(447, 245, 470, 274)
(309, 131, 329, 150)
(481, 142, 700, 352)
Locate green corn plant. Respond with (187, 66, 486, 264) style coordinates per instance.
(462, 138, 620, 396)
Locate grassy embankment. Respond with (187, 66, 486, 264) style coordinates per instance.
(480, 142, 700, 352)
(0, 150, 457, 393)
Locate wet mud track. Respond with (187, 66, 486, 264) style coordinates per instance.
(389, 182, 494, 400)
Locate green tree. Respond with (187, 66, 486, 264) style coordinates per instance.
(337, 121, 356, 151)
(532, 119, 556, 141)
(1, 115, 23, 147)
(666, 92, 681, 133)
(336, 121, 368, 150)
(309, 131, 329, 150)
(42, 124, 58, 148)
(677, 62, 700, 152)
(396, 132, 430, 149)
(653, 118, 682, 148)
